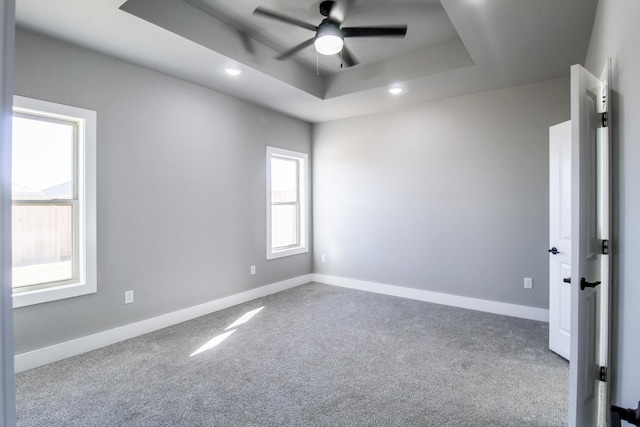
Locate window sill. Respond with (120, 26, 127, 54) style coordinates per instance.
(267, 246, 309, 260)
(13, 280, 96, 308)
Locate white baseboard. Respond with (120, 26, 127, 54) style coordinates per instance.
(313, 274, 549, 323)
(16, 273, 549, 373)
(14, 274, 312, 373)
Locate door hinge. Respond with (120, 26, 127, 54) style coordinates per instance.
(601, 112, 608, 128)
(598, 366, 608, 382)
(602, 239, 610, 255)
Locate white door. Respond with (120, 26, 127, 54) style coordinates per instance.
(549, 120, 572, 360)
(568, 60, 611, 427)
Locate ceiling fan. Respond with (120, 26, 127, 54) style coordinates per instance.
(253, 0, 408, 68)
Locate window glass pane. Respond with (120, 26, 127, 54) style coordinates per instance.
(12, 204, 74, 288)
(272, 204, 298, 249)
(266, 146, 307, 260)
(271, 157, 298, 203)
(12, 115, 75, 200)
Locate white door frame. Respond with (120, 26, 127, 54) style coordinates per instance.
(0, 0, 16, 425)
(568, 60, 612, 427)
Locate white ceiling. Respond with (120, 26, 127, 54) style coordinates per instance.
(15, 0, 597, 123)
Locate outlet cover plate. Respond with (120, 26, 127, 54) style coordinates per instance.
(125, 290, 134, 304)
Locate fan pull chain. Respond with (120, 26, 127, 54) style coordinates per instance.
(316, 51, 319, 76)
(340, 50, 343, 68)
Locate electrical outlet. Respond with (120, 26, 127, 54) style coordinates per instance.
(250, 265, 256, 275)
(125, 290, 134, 304)
(524, 277, 533, 289)
(321, 254, 326, 263)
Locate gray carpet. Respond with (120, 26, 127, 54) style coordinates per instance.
(15, 282, 569, 426)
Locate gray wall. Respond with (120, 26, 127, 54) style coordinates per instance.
(584, 0, 640, 408)
(13, 29, 312, 354)
(313, 78, 570, 308)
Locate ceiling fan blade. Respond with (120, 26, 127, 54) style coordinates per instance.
(275, 38, 315, 60)
(253, 7, 317, 32)
(329, 0, 356, 24)
(239, 31, 256, 55)
(342, 26, 407, 38)
(340, 44, 358, 67)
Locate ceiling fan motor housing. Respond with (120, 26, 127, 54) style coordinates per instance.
(316, 19, 342, 38)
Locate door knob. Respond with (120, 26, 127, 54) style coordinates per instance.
(580, 277, 602, 291)
(548, 247, 559, 255)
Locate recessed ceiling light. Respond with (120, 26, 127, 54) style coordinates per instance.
(388, 87, 403, 95)
(225, 68, 242, 76)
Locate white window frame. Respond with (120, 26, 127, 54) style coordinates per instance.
(12, 96, 97, 308)
(266, 146, 309, 260)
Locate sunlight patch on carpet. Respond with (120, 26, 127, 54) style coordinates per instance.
(190, 330, 236, 357)
(190, 306, 265, 357)
(225, 306, 264, 330)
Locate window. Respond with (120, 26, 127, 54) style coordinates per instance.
(12, 96, 96, 308)
(266, 147, 308, 259)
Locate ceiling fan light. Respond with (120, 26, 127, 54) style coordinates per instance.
(314, 34, 344, 55)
